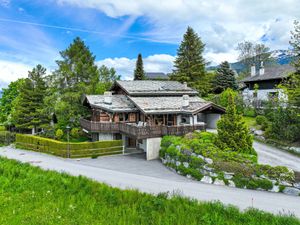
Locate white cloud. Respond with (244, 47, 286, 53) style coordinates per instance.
(97, 54, 175, 80)
(57, 0, 300, 62)
(0, 60, 32, 89)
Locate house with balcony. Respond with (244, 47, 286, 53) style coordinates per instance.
(80, 80, 225, 160)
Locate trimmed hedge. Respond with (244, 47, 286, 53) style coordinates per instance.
(15, 134, 123, 158)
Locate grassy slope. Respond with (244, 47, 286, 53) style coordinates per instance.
(0, 157, 299, 225)
(242, 116, 258, 129)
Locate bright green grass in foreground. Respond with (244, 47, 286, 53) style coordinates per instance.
(0, 157, 299, 225)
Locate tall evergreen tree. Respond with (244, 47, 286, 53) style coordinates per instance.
(51, 37, 100, 128)
(134, 53, 145, 80)
(216, 92, 255, 155)
(213, 61, 238, 93)
(11, 65, 48, 133)
(170, 27, 208, 96)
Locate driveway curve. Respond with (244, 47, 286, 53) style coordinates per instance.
(0, 146, 299, 218)
(254, 141, 300, 172)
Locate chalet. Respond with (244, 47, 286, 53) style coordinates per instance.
(241, 63, 295, 105)
(81, 80, 225, 160)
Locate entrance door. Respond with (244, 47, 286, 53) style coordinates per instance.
(127, 137, 136, 148)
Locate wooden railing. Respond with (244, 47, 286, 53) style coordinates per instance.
(80, 118, 205, 139)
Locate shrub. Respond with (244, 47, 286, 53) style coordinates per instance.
(255, 115, 269, 130)
(55, 129, 64, 140)
(243, 107, 256, 117)
(0, 131, 15, 145)
(70, 128, 80, 139)
(0, 125, 6, 131)
(15, 134, 123, 158)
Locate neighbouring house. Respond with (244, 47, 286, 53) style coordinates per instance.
(241, 63, 295, 106)
(81, 80, 225, 160)
(145, 72, 170, 80)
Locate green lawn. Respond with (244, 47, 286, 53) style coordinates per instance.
(0, 157, 299, 225)
(243, 116, 259, 129)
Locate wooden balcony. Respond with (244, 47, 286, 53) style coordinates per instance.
(80, 118, 205, 139)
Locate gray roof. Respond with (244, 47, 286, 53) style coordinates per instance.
(85, 95, 138, 112)
(113, 80, 198, 96)
(145, 72, 169, 80)
(242, 64, 295, 83)
(128, 96, 225, 114)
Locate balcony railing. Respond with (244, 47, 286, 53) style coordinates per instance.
(80, 118, 205, 139)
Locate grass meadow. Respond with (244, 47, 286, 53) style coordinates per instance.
(0, 157, 299, 225)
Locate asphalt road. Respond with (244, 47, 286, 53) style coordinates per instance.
(0, 146, 299, 218)
(254, 141, 300, 172)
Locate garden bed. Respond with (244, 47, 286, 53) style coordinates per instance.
(160, 132, 300, 196)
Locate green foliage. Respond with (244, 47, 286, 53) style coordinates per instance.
(10, 65, 49, 133)
(49, 37, 101, 128)
(213, 61, 238, 93)
(97, 65, 120, 93)
(133, 53, 145, 80)
(55, 129, 64, 140)
(170, 27, 210, 97)
(15, 134, 123, 158)
(0, 79, 24, 124)
(243, 107, 256, 117)
(283, 20, 300, 107)
(0, 126, 5, 131)
(232, 175, 273, 190)
(70, 128, 80, 139)
(264, 106, 300, 142)
(216, 92, 255, 155)
(255, 115, 269, 130)
(0, 157, 298, 225)
(213, 88, 244, 113)
(0, 131, 15, 145)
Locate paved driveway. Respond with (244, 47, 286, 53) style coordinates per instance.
(254, 141, 300, 172)
(0, 146, 299, 218)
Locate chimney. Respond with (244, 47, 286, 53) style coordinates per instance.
(183, 82, 187, 89)
(250, 65, 256, 77)
(259, 61, 264, 76)
(182, 95, 189, 107)
(104, 92, 112, 105)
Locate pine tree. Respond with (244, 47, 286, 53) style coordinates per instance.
(134, 53, 145, 80)
(52, 37, 100, 128)
(170, 27, 208, 96)
(216, 92, 255, 155)
(11, 65, 48, 133)
(213, 61, 238, 93)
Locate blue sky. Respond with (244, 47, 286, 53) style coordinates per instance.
(0, 0, 299, 88)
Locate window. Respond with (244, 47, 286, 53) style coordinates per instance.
(181, 115, 190, 124)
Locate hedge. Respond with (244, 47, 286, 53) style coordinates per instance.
(0, 131, 16, 146)
(15, 134, 123, 158)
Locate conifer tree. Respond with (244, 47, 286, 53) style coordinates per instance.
(11, 65, 48, 133)
(216, 92, 255, 155)
(170, 27, 208, 96)
(52, 37, 100, 127)
(213, 61, 238, 93)
(134, 53, 145, 80)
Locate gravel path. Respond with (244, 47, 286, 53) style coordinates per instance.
(254, 141, 300, 172)
(0, 146, 299, 218)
